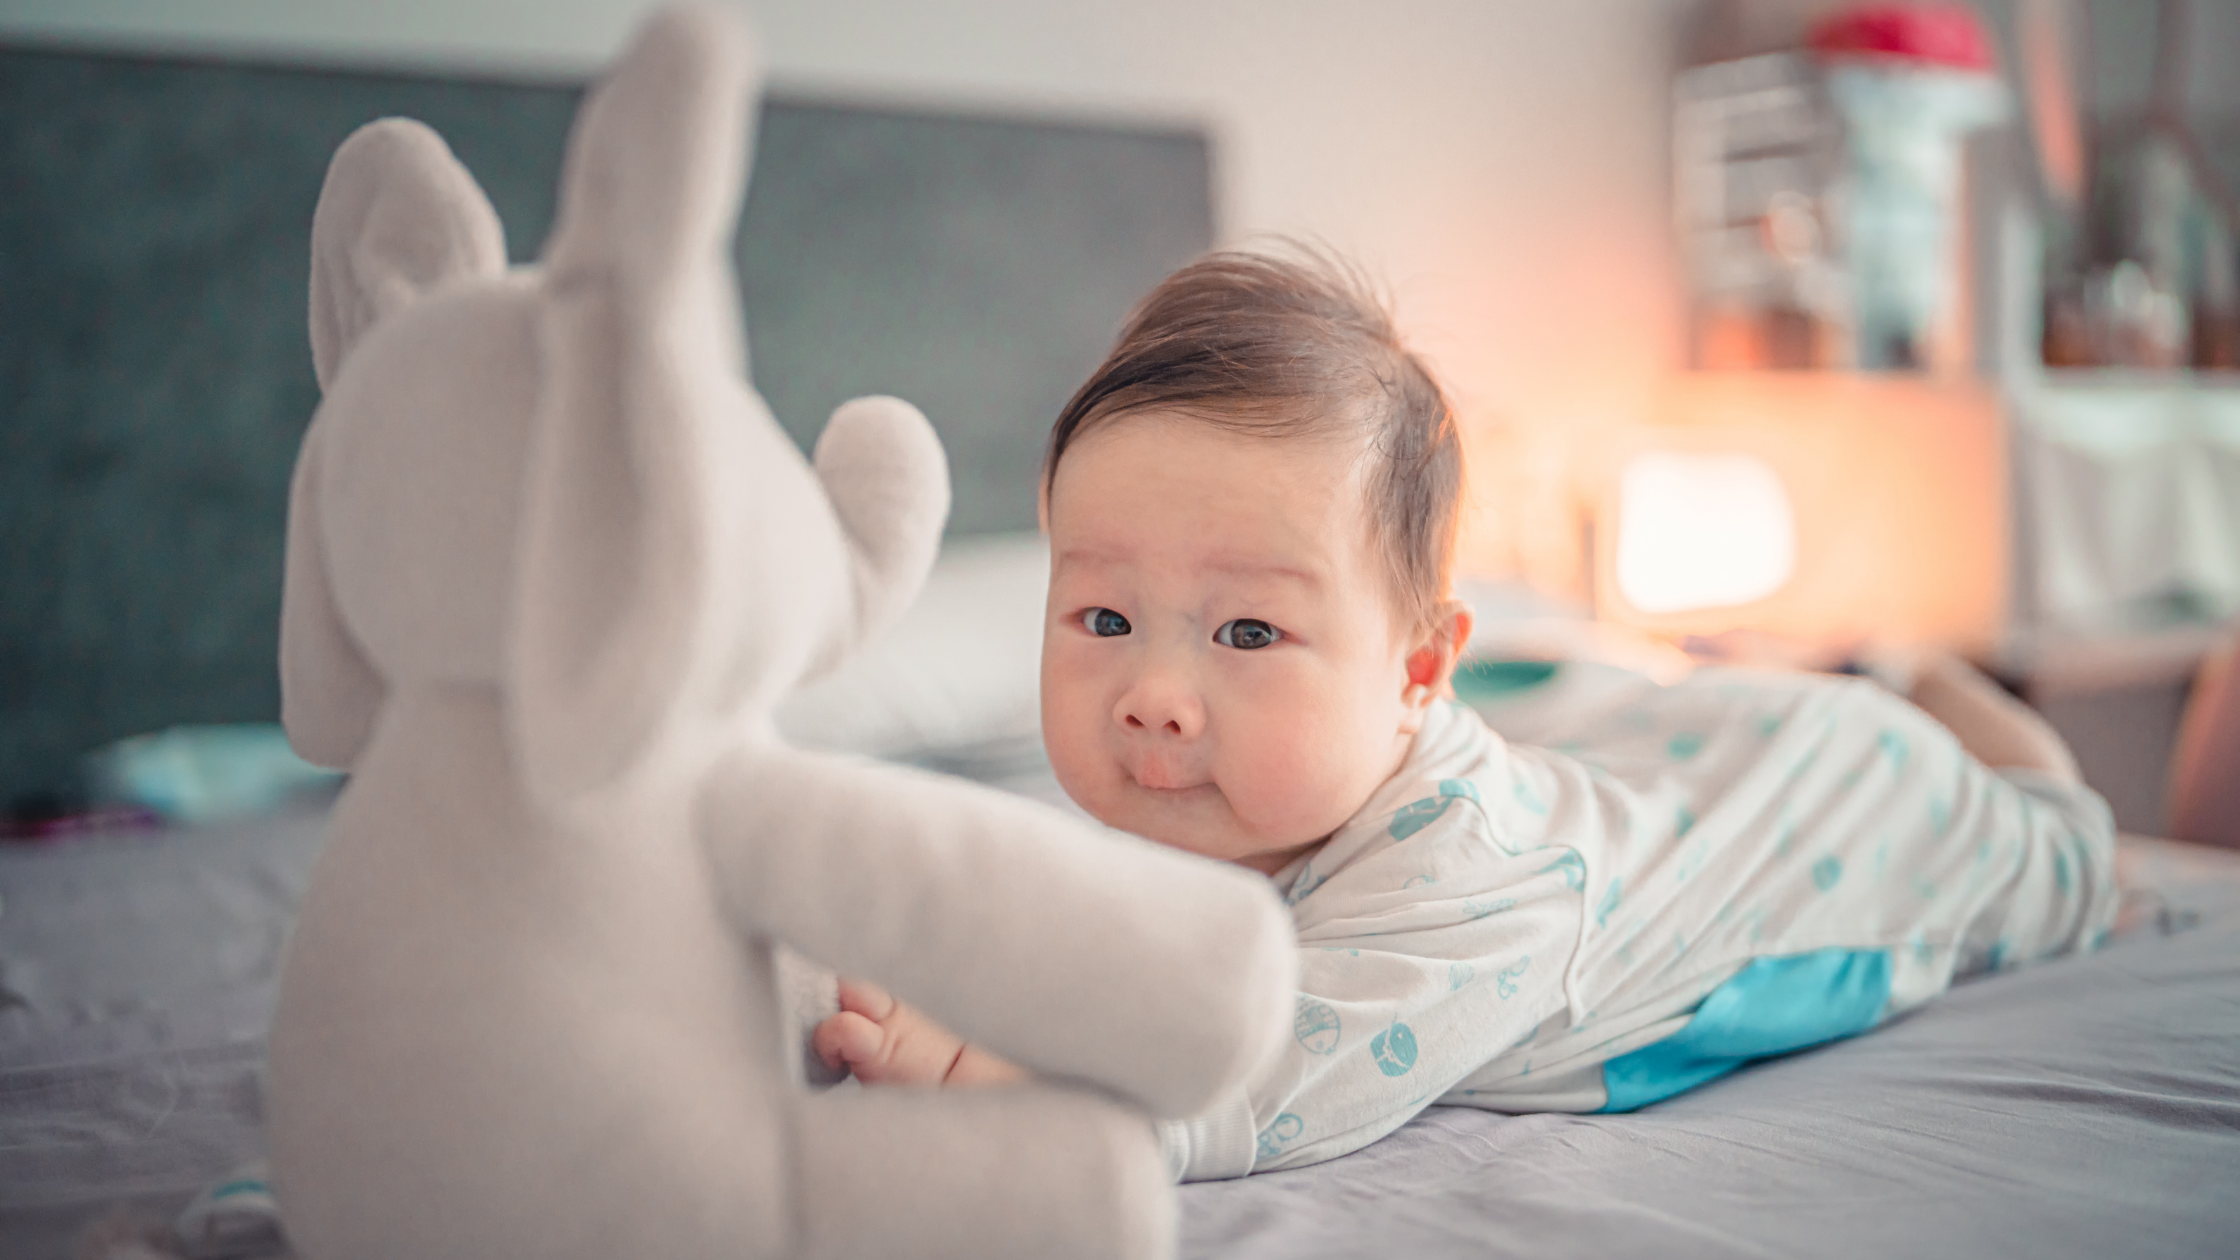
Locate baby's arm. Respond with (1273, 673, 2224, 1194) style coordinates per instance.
(1164, 922, 1566, 1179)
(1159, 820, 1575, 1180)
(814, 813, 1571, 1179)
(696, 742, 1293, 1117)
(813, 979, 1025, 1087)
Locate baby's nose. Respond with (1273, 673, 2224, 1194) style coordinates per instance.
(1116, 673, 1205, 740)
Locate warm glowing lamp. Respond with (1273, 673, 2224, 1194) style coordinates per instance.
(1593, 373, 2007, 650)
(1614, 451, 1798, 614)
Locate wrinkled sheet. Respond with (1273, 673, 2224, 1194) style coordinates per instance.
(0, 803, 329, 1258)
(4, 787, 2237, 1260)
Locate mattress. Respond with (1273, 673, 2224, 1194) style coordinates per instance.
(3, 755, 2237, 1259)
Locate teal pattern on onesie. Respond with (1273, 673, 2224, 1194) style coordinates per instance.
(1370, 1023, 1419, 1077)
(1256, 1113, 1304, 1159)
(1496, 955, 1530, 999)
(1811, 855, 1843, 892)
(1539, 851, 1585, 892)
(1596, 878, 1624, 927)
(1294, 997, 1341, 1055)
(1389, 780, 1480, 840)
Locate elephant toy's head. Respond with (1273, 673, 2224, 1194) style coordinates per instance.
(281, 4, 948, 802)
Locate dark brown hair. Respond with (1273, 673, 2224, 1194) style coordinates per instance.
(1043, 247, 1462, 629)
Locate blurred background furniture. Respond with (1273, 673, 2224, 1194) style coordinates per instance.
(2000, 373, 2239, 833)
(1655, 0, 2239, 838)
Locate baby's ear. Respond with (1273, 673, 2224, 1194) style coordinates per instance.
(1404, 599, 1476, 707)
(309, 118, 506, 391)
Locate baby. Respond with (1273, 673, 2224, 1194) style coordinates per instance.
(813, 251, 2120, 1180)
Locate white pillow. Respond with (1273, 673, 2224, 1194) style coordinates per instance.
(776, 532, 1049, 758)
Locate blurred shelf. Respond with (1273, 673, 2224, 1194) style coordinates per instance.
(2035, 369, 2240, 387)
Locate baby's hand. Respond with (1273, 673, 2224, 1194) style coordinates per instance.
(812, 978, 1026, 1087)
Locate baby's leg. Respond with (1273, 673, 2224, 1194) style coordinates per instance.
(1865, 672, 2120, 987)
(1901, 652, 2081, 783)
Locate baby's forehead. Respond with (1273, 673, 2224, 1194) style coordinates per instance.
(1051, 425, 1417, 611)
(1060, 408, 1370, 489)
(1056, 413, 1368, 520)
(1059, 540, 1329, 588)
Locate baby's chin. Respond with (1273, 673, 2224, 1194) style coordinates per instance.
(1096, 780, 1321, 871)
(1098, 781, 1228, 851)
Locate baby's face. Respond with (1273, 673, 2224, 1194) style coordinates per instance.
(1041, 414, 1430, 874)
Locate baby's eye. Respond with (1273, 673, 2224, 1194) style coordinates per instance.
(1214, 619, 1282, 650)
(1084, 608, 1131, 637)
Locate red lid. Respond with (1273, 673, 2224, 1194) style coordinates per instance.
(1808, 3, 1997, 71)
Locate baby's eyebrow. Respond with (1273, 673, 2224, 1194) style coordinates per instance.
(1054, 546, 1122, 572)
(1055, 547, 1325, 589)
(1202, 558, 1324, 588)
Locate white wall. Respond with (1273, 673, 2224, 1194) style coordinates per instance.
(2, 0, 1689, 577)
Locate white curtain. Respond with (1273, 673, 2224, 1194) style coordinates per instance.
(2014, 380, 2240, 628)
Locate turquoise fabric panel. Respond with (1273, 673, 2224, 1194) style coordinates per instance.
(1601, 948, 1893, 1113)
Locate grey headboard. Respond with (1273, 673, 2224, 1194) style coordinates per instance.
(0, 45, 1213, 810)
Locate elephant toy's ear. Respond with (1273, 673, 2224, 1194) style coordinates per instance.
(283, 117, 503, 769)
(308, 118, 506, 390)
(510, 4, 759, 803)
(280, 419, 387, 770)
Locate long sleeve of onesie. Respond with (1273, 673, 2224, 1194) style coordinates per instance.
(1158, 706, 1589, 1180)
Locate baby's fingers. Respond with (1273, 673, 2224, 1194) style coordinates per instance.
(834, 977, 898, 1022)
(812, 1010, 889, 1075)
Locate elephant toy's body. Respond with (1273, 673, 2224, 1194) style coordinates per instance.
(265, 9, 1294, 1259)
(276, 678, 795, 1257)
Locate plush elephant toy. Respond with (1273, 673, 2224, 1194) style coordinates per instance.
(265, 7, 1295, 1259)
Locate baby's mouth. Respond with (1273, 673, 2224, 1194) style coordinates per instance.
(1126, 762, 1209, 794)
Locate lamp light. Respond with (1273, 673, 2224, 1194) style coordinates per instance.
(1592, 373, 2008, 651)
(1614, 451, 1797, 614)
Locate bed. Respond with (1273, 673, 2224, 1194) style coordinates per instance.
(5, 40, 2239, 1260)
(5, 686, 2238, 1260)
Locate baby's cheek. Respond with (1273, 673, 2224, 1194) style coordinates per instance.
(1039, 680, 1104, 792)
(1220, 696, 1369, 841)
(1040, 657, 1140, 825)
